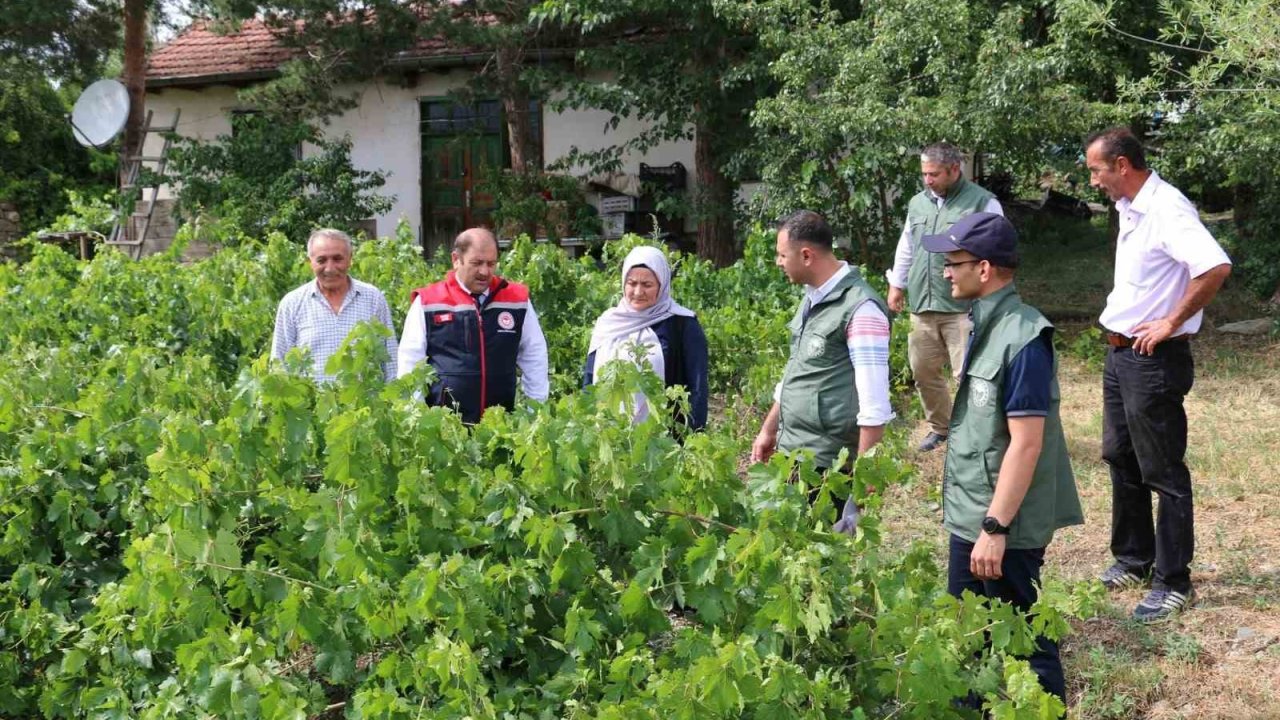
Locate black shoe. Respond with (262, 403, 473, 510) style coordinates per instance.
(1133, 588, 1195, 623)
(917, 432, 947, 452)
(1100, 564, 1148, 591)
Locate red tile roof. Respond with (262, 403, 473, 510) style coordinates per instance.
(147, 19, 300, 84)
(146, 16, 517, 87)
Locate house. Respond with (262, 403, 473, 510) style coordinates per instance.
(143, 19, 701, 255)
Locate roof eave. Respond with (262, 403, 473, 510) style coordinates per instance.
(388, 47, 576, 70)
(146, 69, 281, 89)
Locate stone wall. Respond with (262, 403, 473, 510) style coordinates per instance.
(0, 203, 22, 260)
(0, 202, 20, 237)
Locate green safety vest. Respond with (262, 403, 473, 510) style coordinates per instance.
(778, 268, 888, 469)
(906, 177, 995, 314)
(943, 284, 1084, 549)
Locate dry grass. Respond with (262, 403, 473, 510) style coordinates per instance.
(879, 329, 1280, 719)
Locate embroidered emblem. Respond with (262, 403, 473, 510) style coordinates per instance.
(970, 379, 996, 409)
(497, 311, 516, 330)
(804, 336, 826, 359)
(433, 312, 454, 325)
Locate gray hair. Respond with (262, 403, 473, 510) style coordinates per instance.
(306, 228, 353, 256)
(920, 142, 964, 167)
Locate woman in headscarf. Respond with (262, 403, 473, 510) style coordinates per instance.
(584, 245, 709, 430)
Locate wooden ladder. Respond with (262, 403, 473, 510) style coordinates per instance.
(105, 108, 181, 259)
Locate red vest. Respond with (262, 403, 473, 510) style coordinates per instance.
(410, 271, 530, 423)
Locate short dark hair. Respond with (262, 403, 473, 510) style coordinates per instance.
(454, 227, 499, 256)
(920, 142, 964, 167)
(776, 210, 833, 249)
(1085, 127, 1148, 170)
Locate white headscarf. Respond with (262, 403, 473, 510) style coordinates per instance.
(587, 246, 696, 354)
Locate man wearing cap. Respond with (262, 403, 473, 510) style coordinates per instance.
(397, 228, 549, 424)
(923, 212, 1083, 706)
(1085, 127, 1231, 622)
(886, 142, 1005, 453)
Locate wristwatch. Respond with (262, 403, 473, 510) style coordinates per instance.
(981, 516, 1011, 535)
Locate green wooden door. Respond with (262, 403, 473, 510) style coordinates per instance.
(420, 101, 505, 257)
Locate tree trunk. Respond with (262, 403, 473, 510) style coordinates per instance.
(694, 122, 737, 267)
(121, 0, 147, 195)
(497, 45, 533, 175)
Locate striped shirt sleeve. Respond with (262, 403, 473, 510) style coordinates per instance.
(846, 302, 895, 426)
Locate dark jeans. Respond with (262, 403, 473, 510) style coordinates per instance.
(1101, 342, 1195, 593)
(947, 534, 1066, 704)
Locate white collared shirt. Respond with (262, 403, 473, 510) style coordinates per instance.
(396, 277, 550, 401)
(1099, 171, 1231, 336)
(886, 192, 1003, 289)
(774, 262, 895, 427)
(270, 277, 398, 382)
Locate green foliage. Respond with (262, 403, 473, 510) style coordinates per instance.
(161, 115, 393, 244)
(736, 0, 1121, 266)
(1063, 0, 1280, 298)
(38, 190, 117, 236)
(0, 0, 118, 83)
(0, 223, 1088, 717)
(0, 62, 115, 230)
(487, 169, 602, 241)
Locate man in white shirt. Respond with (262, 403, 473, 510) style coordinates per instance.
(886, 142, 1004, 452)
(398, 228, 549, 424)
(752, 210, 895, 533)
(271, 228, 398, 383)
(1085, 127, 1232, 622)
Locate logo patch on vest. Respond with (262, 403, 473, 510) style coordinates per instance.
(433, 312, 454, 325)
(970, 379, 996, 409)
(803, 336, 826, 359)
(497, 311, 516, 331)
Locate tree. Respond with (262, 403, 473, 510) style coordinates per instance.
(161, 114, 393, 242)
(1063, 0, 1280, 300)
(0, 61, 115, 230)
(532, 1, 770, 267)
(0, 0, 119, 83)
(736, 0, 1124, 265)
(121, 0, 150, 194)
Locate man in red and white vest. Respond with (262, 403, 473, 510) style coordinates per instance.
(397, 228, 549, 423)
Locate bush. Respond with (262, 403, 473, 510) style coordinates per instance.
(161, 115, 394, 244)
(0, 62, 114, 230)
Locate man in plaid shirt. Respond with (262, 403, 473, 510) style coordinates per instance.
(270, 228, 398, 382)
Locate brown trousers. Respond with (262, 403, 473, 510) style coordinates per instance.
(908, 311, 972, 435)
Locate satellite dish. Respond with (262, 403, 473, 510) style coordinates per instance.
(70, 79, 130, 148)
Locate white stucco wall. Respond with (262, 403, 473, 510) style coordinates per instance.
(143, 86, 238, 201)
(146, 66, 700, 243)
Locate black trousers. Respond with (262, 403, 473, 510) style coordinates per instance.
(1101, 342, 1195, 593)
(947, 535, 1066, 705)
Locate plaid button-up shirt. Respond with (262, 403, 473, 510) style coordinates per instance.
(271, 277, 398, 382)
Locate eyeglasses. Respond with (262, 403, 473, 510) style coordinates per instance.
(942, 259, 984, 269)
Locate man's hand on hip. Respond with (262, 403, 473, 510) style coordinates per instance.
(1130, 317, 1178, 355)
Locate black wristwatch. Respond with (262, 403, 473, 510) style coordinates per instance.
(981, 516, 1011, 535)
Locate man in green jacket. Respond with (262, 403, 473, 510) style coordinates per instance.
(752, 210, 894, 532)
(923, 212, 1083, 708)
(886, 142, 1003, 452)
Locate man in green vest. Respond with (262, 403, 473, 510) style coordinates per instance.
(922, 212, 1083, 708)
(751, 210, 894, 533)
(886, 142, 1003, 452)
